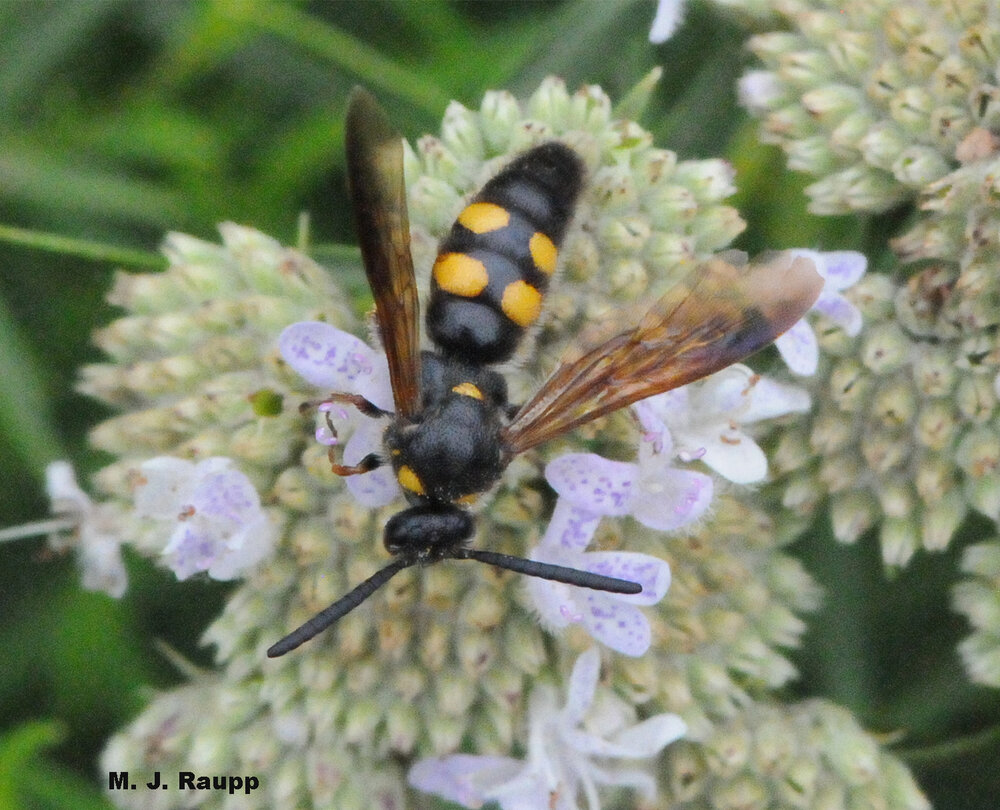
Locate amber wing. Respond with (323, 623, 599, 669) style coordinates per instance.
(501, 252, 823, 456)
(345, 87, 421, 419)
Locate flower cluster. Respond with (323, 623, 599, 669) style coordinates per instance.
(30, 74, 930, 810)
(954, 538, 1000, 687)
(738, 0, 1000, 216)
(661, 698, 930, 810)
(732, 0, 1000, 580)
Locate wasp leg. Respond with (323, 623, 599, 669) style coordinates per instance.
(329, 449, 383, 477)
(326, 392, 391, 418)
(317, 393, 389, 477)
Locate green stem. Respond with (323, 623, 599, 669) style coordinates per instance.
(239, 3, 450, 116)
(898, 723, 1000, 764)
(0, 224, 165, 269)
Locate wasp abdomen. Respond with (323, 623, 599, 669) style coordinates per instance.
(427, 142, 584, 364)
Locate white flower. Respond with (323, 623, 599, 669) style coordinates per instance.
(775, 249, 868, 376)
(43, 460, 127, 598)
(738, 70, 785, 114)
(279, 320, 400, 507)
(649, 0, 686, 44)
(635, 364, 811, 484)
(132, 457, 275, 581)
(409, 648, 687, 810)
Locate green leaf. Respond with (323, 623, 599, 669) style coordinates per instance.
(0, 720, 114, 810)
(0, 294, 63, 477)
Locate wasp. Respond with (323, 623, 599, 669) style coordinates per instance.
(267, 89, 822, 657)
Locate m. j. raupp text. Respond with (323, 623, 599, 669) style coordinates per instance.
(108, 771, 261, 794)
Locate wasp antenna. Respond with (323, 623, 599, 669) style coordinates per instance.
(267, 557, 413, 657)
(457, 548, 642, 595)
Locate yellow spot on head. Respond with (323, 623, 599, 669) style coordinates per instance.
(397, 465, 425, 495)
(529, 232, 557, 275)
(454, 493, 479, 505)
(433, 253, 489, 298)
(501, 280, 542, 327)
(458, 202, 510, 234)
(451, 382, 484, 400)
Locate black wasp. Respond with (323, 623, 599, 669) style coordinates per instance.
(267, 88, 822, 656)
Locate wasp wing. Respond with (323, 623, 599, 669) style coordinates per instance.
(345, 87, 421, 419)
(501, 251, 823, 456)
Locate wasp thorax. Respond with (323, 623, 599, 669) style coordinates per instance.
(385, 390, 506, 505)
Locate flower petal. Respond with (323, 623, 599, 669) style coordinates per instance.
(631, 467, 712, 531)
(408, 754, 525, 808)
(634, 388, 687, 435)
(78, 533, 127, 598)
(162, 522, 216, 580)
(608, 713, 688, 756)
(45, 460, 92, 512)
(820, 250, 867, 290)
(695, 365, 752, 414)
(539, 499, 601, 552)
(525, 573, 578, 631)
(546, 454, 636, 516)
(815, 290, 863, 336)
(588, 763, 658, 798)
(278, 321, 394, 411)
(740, 376, 811, 423)
(562, 647, 600, 724)
(343, 420, 400, 508)
(581, 593, 652, 656)
(188, 459, 262, 532)
(133, 457, 196, 520)
(208, 510, 274, 580)
(649, 0, 685, 43)
(738, 70, 784, 113)
(700, 430, 768, 484)
(582, 551, 670, 606)
(775, 320, 819, 376)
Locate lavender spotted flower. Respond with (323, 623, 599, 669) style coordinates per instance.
(132, 456, 275, 580)
(278, 320, 400, 507)
(408, 647, 686, 810)
(527, 433, 705, 656)
(545, 429, 713, 533)
(775, 250, 867, 376)
(527, 501, 673, 656)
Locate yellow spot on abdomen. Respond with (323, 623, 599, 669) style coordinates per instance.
(458, 202, 510, 234)
(433, 253, 489, 298)
(529, 232, 558, 275)
(397, 465, 425, 495)
(451, 382, 484, 400)
(501, 280, 542, 327)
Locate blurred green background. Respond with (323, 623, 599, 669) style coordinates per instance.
(1, 1, 998, 808)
